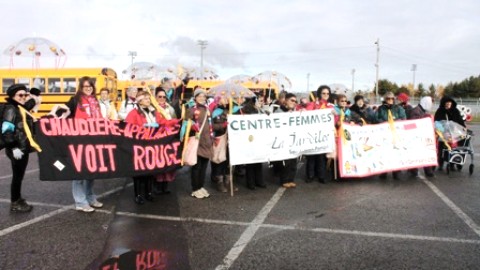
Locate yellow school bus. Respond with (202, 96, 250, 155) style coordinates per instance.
(116, 78, 279, 105)
(0, 67, 119, 116)
(117, 79, 224, 101)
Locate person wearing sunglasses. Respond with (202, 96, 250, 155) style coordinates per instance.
(333, 94, 355, 127)
(375, 91, 407, 180)
(152, 87, 179, 195)
(273, 93, 299, 188)
(2, 84, 40, 212)
(126, 90, 168, 204)
(304, 85, 335, 184)
(64, 76, 104, 212)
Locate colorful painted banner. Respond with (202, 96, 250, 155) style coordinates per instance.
(35, 118, 182, 180)
(338, 117, 437, 177)
(227, 109, 336, 165)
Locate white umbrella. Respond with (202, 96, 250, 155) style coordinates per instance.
(4, 37, 66, 68)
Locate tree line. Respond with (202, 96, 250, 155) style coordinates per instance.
(372, 74, 480, 98)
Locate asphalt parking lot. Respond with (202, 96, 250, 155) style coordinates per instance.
(0, 124, 479, 270)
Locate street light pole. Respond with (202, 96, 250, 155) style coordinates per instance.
(375, 38, 380, 102)
(197, 40, 208, 81)
(128, 51, 137, 66)
(411, 64, 417, 92)
(351, 68, 356, 94)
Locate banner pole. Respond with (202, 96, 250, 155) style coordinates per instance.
(230, 165, 234, 197)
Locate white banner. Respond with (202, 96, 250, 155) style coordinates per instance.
(227, 109, 335, 165)
(338, 118, 438, 177)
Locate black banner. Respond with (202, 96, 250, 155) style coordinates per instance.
(35, 118, 182, 181)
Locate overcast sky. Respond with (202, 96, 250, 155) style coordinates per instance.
(1, 0, 479, 93)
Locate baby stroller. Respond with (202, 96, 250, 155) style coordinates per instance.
(436, 121, 475, 175)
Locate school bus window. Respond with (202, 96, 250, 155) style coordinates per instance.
(2, 78, 14, 93)
(19, 77, 31, 86)
(64, 78, 77, 93)
(32, 77, 46, 92)
(48, 78, 61, 93)
(106, 78, 114, 90)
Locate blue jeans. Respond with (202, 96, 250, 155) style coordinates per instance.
(72, 180, 97, 207)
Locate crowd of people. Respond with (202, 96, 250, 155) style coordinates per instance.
(1, 78, 469, 212)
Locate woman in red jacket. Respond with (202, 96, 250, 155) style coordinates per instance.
(65, 77, 104, 212)
(125, 90, 166, 204)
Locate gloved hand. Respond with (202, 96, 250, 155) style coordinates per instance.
(144, 122, 159, 128)
(12, 148, 24, 160)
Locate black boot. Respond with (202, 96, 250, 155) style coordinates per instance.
(161, 182, 171, 195)
(10, 198, 33, 212)
(134, 178, 145, 204)
(153, 181, 163, 195)
(214, 176, 228, 192)
(145, 178, 154, 202)
(135, 195, 145, 204)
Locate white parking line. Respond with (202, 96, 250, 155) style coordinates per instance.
(263, 224, 480, 244)
(215, 187, 286, 270)
(0, 184, 128, 238)
(0, 168, 39, 180)
(422, 179, 480, 237)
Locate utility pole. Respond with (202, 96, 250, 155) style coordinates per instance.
(197, 40, 208, 80)
(411, 64, 417, 92)
(128, 51, 137, 66)
(306, 73, 310, 93)
(351, 69, 356, 94)
(374, 38, 380, 102)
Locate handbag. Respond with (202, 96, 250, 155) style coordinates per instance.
(183, 136, 199, 166)
(182, 114, 208, 166)
(211, 134, 227, 164)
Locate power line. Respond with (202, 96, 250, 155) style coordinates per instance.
(382, 46, 474, 72)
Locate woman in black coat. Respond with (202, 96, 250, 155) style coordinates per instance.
(2, 84, 39, 212)
(434, 96, 465, 170)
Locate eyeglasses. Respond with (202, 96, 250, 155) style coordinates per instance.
(385, 97, 395, 100)
(16, 93, 30, 98)
(156, 96, 167, 99)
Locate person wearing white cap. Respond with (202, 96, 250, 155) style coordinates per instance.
(407, 96, 435, 178)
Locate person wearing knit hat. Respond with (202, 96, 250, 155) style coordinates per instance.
(2, 84, 36, 212)
(193, 88, 207, 98)
(180, 86, 212, 199)
(375, 91, 406, 180)
(350, 94, 375, 124)
(407, 96, 435, 178)
(6, 84, 28, 98)
(397, 92, 413, 118)
(27, 87, 42, 113)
